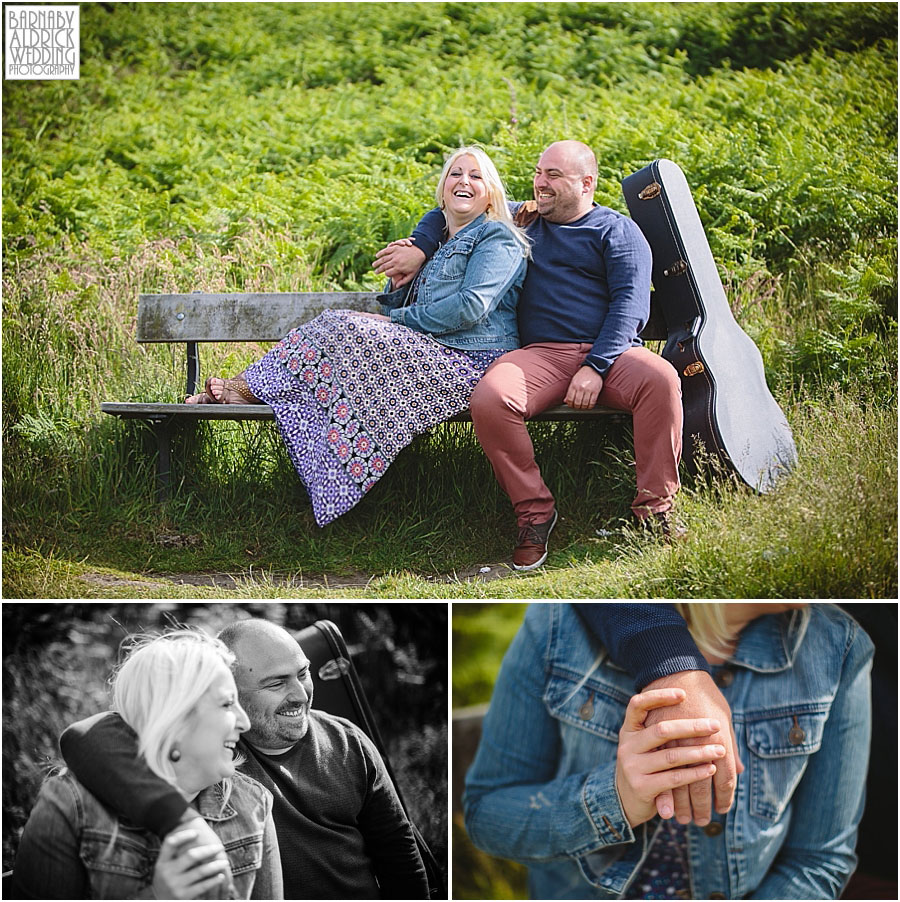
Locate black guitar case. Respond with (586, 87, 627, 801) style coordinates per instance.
(621, 159, 797, 492)
(295, 620, 445, 898)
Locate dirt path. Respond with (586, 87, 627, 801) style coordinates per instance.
(79, 562, 515, 594)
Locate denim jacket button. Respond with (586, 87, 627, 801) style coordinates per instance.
(703, 822, 723, 837)
(715, 669, 734, 687)
(579, 693, 594, 720)
(789, 726, 806, 745)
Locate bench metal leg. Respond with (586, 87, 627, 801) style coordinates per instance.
(150, 419, 175, 502)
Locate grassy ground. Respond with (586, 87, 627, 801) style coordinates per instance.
(4, 380, 895, 599)
(1, 603, 448, 882)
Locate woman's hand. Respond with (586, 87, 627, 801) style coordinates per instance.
(372, 239, 425, 288)
(151, 827, 232, 899)
(616, 688, 726, 828)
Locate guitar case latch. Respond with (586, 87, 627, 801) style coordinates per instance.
(664, 260, 687, 277)
(638, 182, 661, 200)
(683, 362, 705, 377)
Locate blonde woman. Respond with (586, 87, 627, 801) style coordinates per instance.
(186, 146, 529, 526)
(12, 630, 282, 900)
(464, 603, 872, 899)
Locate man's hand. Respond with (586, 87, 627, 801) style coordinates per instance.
(643, 671, 743, 825)
(151, 826, 232, 900)
(615, 688, 725, 829)
(564, 365, 603, 409)
(372, 239, 425, 288)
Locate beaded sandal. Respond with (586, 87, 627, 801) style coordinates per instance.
(204, 376, 260, 404)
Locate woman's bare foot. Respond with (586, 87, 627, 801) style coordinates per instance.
(205, 376, 260, 404)
(184, 376, 259, 404)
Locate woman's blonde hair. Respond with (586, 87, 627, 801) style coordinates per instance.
(435, 145, 531, 255)
(111, 628, 236, 787)
(672, 604, 736, 661)
(673, 604, 810, 662)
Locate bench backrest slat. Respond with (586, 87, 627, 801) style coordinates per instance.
(137, 292, 381, 342)
(137, 290, 667, 343)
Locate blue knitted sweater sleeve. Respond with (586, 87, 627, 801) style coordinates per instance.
(410, 207, 446, 258)
(410, 202, 520, 258)
(572, 603, 710, 691)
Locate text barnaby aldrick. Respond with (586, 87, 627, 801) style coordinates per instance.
(5, 6, 79, 79)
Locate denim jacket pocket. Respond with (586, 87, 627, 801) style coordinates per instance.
(225, 831, 264, 875)
(545, 672, 626, 747)
(746, 708, 828, 821)
(432, 236, 476, 282)
(80, 827, 155, 896)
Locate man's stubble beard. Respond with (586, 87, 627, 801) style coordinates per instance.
(240, 697, 310, 749)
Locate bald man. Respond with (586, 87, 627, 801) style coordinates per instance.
(375, 141, 683, 569)
(59, 620, 429, 899)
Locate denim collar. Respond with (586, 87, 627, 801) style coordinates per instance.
(728, 609, 810, 673)
(597, 609, 811, 677)
(447, 211, 487, 240)
(193, 782, 237, 822)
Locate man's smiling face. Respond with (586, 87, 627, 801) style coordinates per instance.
(532, 143, 594, 224)
(232, 627, 315, 750)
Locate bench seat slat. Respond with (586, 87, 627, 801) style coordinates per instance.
(100, 402, 628, 423)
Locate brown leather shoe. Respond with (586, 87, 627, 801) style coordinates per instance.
(639, 511, 687, 542)
(513, 510, 558, 571)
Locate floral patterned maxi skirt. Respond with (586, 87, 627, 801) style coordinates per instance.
(243, 310, 501, 526)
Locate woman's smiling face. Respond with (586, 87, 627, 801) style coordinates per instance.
(442, 154, 489, 222)
(173, 661, 250, 795)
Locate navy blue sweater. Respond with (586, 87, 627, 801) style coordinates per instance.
(572, 603, 710, 690)
(411, 202, 652, 376)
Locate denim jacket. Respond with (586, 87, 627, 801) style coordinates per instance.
(464, 603, 873, 900)
(12, 769, 282, 899)
(379, 213, 525, 350)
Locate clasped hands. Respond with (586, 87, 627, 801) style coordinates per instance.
(153, 814, 234, 899)
(616, 670, 743, 829)
(372, 238, 424, 289)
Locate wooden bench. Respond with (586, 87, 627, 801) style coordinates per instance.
(102, 292, 665, 500)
